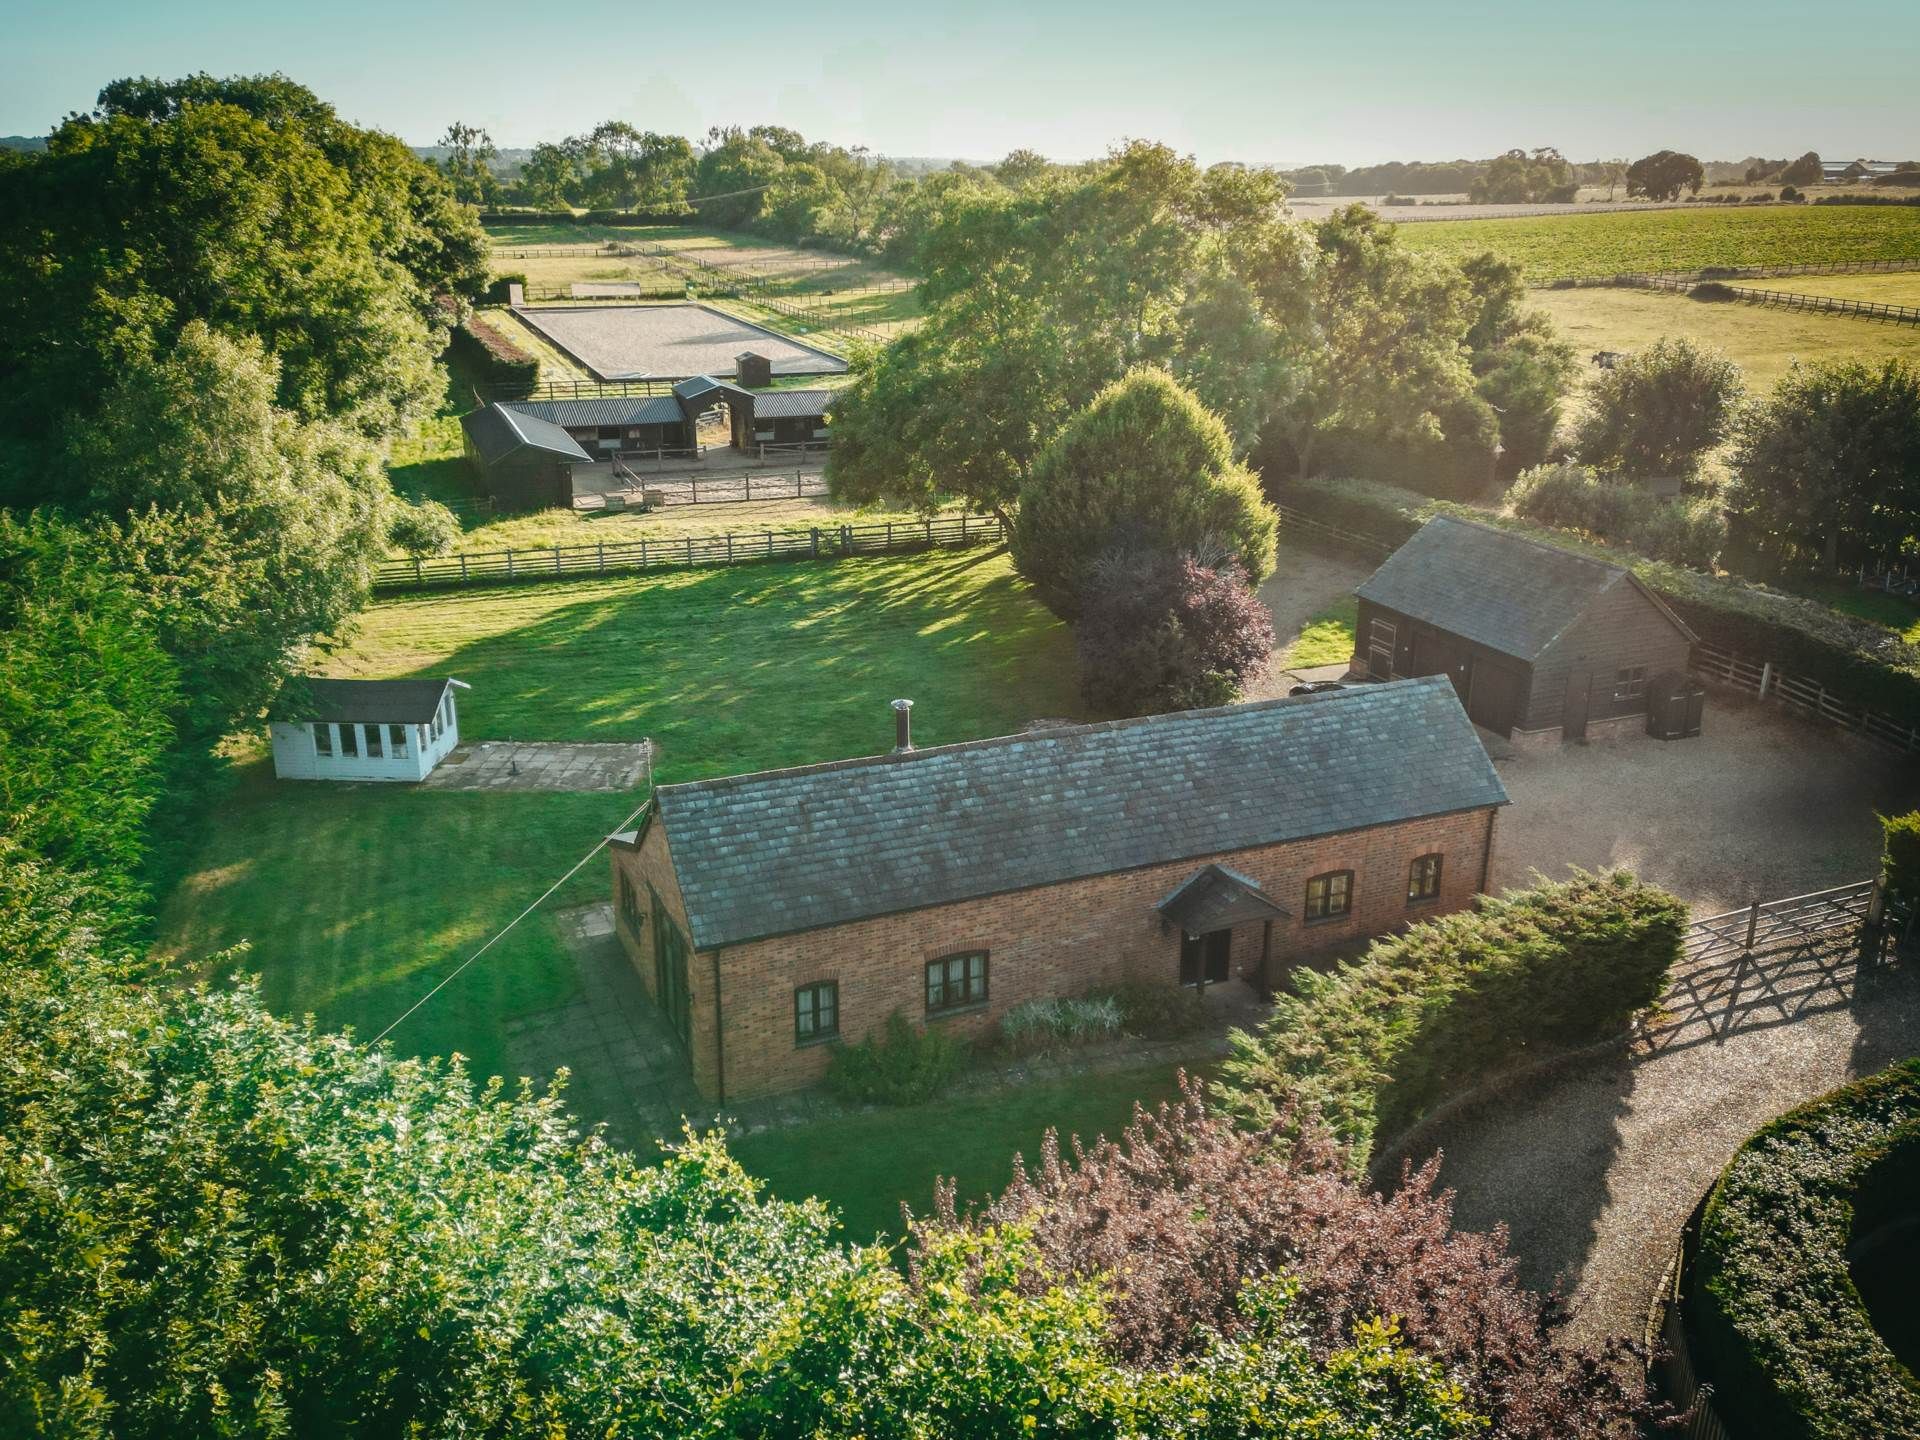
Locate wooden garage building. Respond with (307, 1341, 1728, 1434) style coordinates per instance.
(1353, 517, 1697, 741)
(459, 403, 591, 512)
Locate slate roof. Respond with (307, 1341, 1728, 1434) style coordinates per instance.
(460, 404, 592, 466)
(1157, 864, 1291, 937)
(503, 396, 688, 428)
(1355, 516, 1695, 663)
(652, 676, 1508, 950)
(290, 678, 455, 725)
(748, 388, 834, 420)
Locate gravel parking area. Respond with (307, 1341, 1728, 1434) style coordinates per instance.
(1418, 691, 1920, 1346)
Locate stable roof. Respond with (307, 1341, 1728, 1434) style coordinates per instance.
(460, 403, 592, 467)
(748, 388, 834, 420)
(1356, 516, 1695, 663)
(503, 396, 687, 429)
(650, 676, 1508, 950)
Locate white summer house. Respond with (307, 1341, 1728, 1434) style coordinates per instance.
(270, 677, 468, 782)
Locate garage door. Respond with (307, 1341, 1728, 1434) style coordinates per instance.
(1466, 661, 1526, 736)
(1410, 628, 1471, 701)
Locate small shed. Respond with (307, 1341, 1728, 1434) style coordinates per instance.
(459, 404, 590, 512)
(1353, 517, 1697, 741)
(270, 678, 467, 782)
(737, 388, 833, 453)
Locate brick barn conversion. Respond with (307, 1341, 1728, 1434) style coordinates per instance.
(269, 677, 467, 783)
(1353, 517, 1697, 742)
(609, 677, 1509, 1101)
(459, 360, 834, 512)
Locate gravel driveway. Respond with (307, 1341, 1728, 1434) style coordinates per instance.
(1247, 544, 1376, 702)
(1419, 691, 1920, 1345)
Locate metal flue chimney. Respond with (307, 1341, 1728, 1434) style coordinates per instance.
(891, 698, 914, 754)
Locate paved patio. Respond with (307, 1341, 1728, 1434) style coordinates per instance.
(422, 741, 651, 792)
(504, 903, 713, 1147)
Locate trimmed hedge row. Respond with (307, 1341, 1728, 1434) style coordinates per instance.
(1691, 1059, 1920, 1440)
(1217, 870, 1686, 1169)
(447, 313, 539, 397)
(476, 208, 696, 227)
(1280, 473, 1920, 717)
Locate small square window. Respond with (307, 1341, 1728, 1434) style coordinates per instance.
(1408, 853, 1444, 903)
(1304, 870, 1353, 923)
(925, 951, 989, 1016)
(365, 724, 383, 759)
(795, 981, 839, 1046)
(1614, 666, 1649, 701)
(313, 723, 333, 757)
(339, 723, 359, 758)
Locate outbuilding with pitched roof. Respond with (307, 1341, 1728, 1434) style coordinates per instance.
(1353, 517, 1697, 741)
(609, 677, 1509, 1100)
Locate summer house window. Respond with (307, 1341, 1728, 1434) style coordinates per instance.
(794, 981, 840, 1046)
(1304, 870, 1353, 922)
(1408, 853, 1444, 903)
(925, 951, 988, 1015)
(389, 724, 409, 756)
(365, 725, 383, 759)
(313, 723, 333, 757)
(340, 723, 359, 758)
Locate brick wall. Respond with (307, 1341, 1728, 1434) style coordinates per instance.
(613, 804, 1500, 1101)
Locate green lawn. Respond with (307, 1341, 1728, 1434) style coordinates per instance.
(1283, 596, 1358, 668)
(1398, 204, 1920, 281)
(732, 1060, 1196, 1246)
(155, 549, 1082, 1077)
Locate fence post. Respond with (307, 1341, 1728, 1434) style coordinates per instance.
(810, 528, 820, 557)
(796, 473, 803, 500)
(1744, 900, 1761, 953)
(553, 548, 562, 574)
(1862, 878, 1889, 967)
(685, 536, 693, 567)
(640, 537, 648, 568)
(414, 556, 423, 584)
(460, 553, 469, 582)
(1757, 661, 1773, 700)
(507, 549, 515, 580)
(726, 533, 733, 564)
(598, 542, 605, 573)
(745, 474, 753, 502)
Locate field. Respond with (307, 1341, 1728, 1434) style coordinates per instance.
(1398, 205, 1920, 280)
(1739, 271, 1920, 305)
(1531, 284, 1920, 393)
(155, 550, 1082, 1081)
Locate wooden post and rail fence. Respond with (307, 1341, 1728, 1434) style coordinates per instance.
(375, 512, 1004, 591)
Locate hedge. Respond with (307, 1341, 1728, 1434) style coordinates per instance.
(447, 313, 539, 397)
(1279, 473, 1920, 718)
(1691, 1059, 1920, 1440)
(1216, 870, 1686, 1169)
(476, 208, 696, 226)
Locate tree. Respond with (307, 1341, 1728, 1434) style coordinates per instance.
(1469, 147, 1577, 204)
(1076, 550, 1274, 714)
(1780, 151, 1823, 187)
(438, 121, 498, 205)
(578, 122, 693, 211)
(60, 323, 387, 738)
(387, 498, 462, 558)
(1625, 149, 1705, 201)
(1727, 357, 1920, 570)
(911, 1079, 1650, 1440)
(0, 74, 483, 445)
(1011, 368, 1278, 617)
(1459, 252, 1578, 469)
(1573, 336, 1744, 480)
(519, 140, 580, 208)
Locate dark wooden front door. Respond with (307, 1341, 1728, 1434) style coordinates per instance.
(1563, 670, 1593, 741)
(1465, 660, 1527, 736)
(652, 900, 693, 1044)
(1180, 929, 1231, 988)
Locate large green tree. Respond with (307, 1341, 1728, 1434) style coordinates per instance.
(1460, 251, 1579, 469)
(1011, 368, 1278, 617)
(1625, 149, 1705, 201)
(1728, 357, 1920, 570)
(61, 323, 387, 738)
(1572, 336, 1744, 481)
(0, 74, 484, 445)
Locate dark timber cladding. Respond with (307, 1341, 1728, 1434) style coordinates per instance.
(651, 675, 1509, 951)
(1354, 516, 1696, 738)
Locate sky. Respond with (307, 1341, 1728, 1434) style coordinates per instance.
(4, 0, 1917, 166)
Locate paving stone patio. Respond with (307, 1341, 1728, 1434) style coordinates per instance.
(423, 741, 651, 792)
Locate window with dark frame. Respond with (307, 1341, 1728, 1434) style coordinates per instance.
(925, 951, 989, 1015)
(794, 981, 839, 1045)
(1407, 853, 1444, 903)
(1304, 869, 1353, 922)
(1614, 665, 1649, 701)
(313, 723, 332, 757)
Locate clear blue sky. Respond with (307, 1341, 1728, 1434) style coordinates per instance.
(5, 0, 1916, 165)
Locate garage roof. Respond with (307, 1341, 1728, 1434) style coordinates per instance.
(1356, 516, 1695, 662)
(650, 676, 1508, 950)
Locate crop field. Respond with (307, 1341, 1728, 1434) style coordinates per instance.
(1399, 204, 1920, 280)
(1531, 285, 1920, 393)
